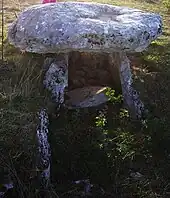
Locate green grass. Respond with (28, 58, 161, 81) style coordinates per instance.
(0, 0, 170, 197)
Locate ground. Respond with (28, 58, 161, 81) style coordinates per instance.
(0, 0, 170, 197)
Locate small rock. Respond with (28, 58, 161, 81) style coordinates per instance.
(65, 86, 109, 109)
(130, 172, 144, 181)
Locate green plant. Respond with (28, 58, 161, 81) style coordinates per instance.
(105, 87, 122, 104)
(95, 111, 107, 128)
(95, 88, 135, 159)
(119, 108, 129, 119)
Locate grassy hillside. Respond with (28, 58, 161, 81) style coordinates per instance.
(0, 0, 170, 197)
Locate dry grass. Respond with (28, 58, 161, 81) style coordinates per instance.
(0, 1, 53, 197)
(0, 0, 170, 197)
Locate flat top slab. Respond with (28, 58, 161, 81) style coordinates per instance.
(8, 2, 162, 53)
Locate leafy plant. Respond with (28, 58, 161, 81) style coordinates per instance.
(95, 111, 107, 128)
(105, 87, 122, 104)
(95, 88, 136, 160)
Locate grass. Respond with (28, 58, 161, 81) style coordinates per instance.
(0, 0, 170, 197)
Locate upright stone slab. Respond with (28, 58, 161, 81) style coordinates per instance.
(8, 1, 162, 190)
(8, 1, 162, 118)
(36, 109, 51, 189)
(43, 54, 68, 104)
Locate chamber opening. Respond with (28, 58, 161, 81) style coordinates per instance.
(66, 51, 122, 108)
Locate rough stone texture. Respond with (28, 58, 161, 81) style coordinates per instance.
(37, 56, 68, 191)
(43, 55, 68, 104)
(8, 2, 162, 53)
(65, 86, 109, 109)
(42, 51, 144, 117)
(118, 52, 145, 118)
(0, 174, 13, 198)
(69, 52, 121, 90)
(36, 109, 51, 189)
(7, 1, 162, 119)
(7, 1, 162, 192)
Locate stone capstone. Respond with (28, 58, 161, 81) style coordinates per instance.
(7, 1, 162, 192)
(8, 2, 162, 54)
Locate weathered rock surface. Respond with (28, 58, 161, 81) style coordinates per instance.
(69, 52, 121, 90)
(65, 86, 109, 109)
(6, 1, 163, 193)
(43, 55, 68, 103)
(8, 2, 162, 53)
(36, 109, 51, 189)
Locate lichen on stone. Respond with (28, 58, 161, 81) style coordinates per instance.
(119, 52, 145, 118)
(8, 2, 162, 53)
(43, 56, 68, 104)
(36, 108, 51, 188)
